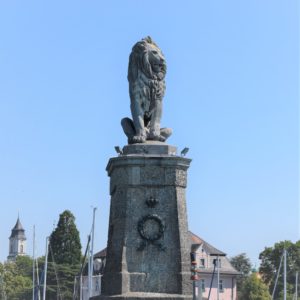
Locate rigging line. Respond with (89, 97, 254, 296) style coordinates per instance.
(35, 258, 41, 300)
(208, 261, 217, 300)
(80, 235, 91, 276)
(272, 250, 285, 300)
(48, 241, 63, 300)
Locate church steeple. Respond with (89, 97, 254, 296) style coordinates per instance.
(7, 216, 27, 261)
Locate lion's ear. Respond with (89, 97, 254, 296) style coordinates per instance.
(144, 36, 153, 44)
(128, 52, 138, 82)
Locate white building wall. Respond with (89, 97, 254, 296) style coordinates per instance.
(195, 246, 237, 300)
(8, 237, 27, 261)
(199, 275, 236, 300)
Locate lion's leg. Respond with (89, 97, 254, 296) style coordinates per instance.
(148, 99, 162, 140)
(159, 127, 172, 142)
(130, 99, 146, 143)
(121, 117, 136, 143)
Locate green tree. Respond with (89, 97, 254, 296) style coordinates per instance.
(240, 273, 271, 300)
(49, 210, 82, 265)
(0, 257, 33, 300)
(259, 240, 300, 300)
(37, 258, 80, 300)
(230, 253, 252, 298)
(15, 255, 33, 277)
(45, 210, 82, 299)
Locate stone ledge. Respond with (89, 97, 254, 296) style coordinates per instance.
(91, 292, 193, 300)
(122, 142, 177, 156)
(106, 156, 191, 176)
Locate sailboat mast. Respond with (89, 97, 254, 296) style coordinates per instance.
(42, 237, 49, 300)
(35, 259, 41, 300)
(32, 225, 35, 300)
(89, 207, 97, 298)
(284, 248, 287, 300)
(296, 271, 298, 300)
(217, 255, 220, 300)
(87, 235, 91, 298)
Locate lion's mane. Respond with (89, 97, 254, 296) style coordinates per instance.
(128, 36, 166, 90)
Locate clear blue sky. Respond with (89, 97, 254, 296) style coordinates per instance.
(0, 1, 298, 266)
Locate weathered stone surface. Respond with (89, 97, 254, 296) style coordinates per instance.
(121, 37, 172, 144)
(94, 143, 192, 300)
(123, 141, 177, 156)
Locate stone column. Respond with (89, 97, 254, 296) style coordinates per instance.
(92, 142, 192, 300)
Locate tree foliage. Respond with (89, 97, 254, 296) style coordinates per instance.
(240, 273, 271, 300)
(0, 256, 33, 300)
(259, 240, 300, 300)
(49, 210, 82, 265)
(44, 210, 82, 299)
(230, 253, 252, 298)
(39, 259, 80, 300)
(230, 253, 252, 277)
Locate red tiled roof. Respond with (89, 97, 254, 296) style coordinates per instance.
(189, 231, 226, 256)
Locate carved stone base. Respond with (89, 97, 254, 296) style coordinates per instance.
(96, 143, 192, 300)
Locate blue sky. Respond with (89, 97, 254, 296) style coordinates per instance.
(0, 1, 298, 266)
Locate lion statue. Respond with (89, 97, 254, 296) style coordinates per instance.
(121, 36, 172, 144)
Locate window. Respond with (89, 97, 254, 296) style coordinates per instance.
(201, 279, 205, 292)
(219, 279, 224, 292)
(199, 258, 205, 268)
(20, 245, 23, 253)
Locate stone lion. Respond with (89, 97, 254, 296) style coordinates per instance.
(121, 36, 172, 144)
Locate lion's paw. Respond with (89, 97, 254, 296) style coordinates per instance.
(132, 135, 146, 144)
(148, 132, 165, 142)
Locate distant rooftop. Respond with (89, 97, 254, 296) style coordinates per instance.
(189, 231, 226, 256)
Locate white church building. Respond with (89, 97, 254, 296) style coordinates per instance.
(7, 217, 27, 262)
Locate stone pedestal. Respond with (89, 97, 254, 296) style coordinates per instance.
(92, 142, 192, 300)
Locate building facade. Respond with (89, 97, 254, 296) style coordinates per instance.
(190, 232, 240, 300)
(7, 217, 27, 262)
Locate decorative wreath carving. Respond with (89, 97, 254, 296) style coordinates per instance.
(137, 214, 166, 251)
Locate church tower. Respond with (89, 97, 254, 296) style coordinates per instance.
(7, 217, 27, 261)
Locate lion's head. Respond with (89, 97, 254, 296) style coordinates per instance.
(128, 36, 167, 82)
